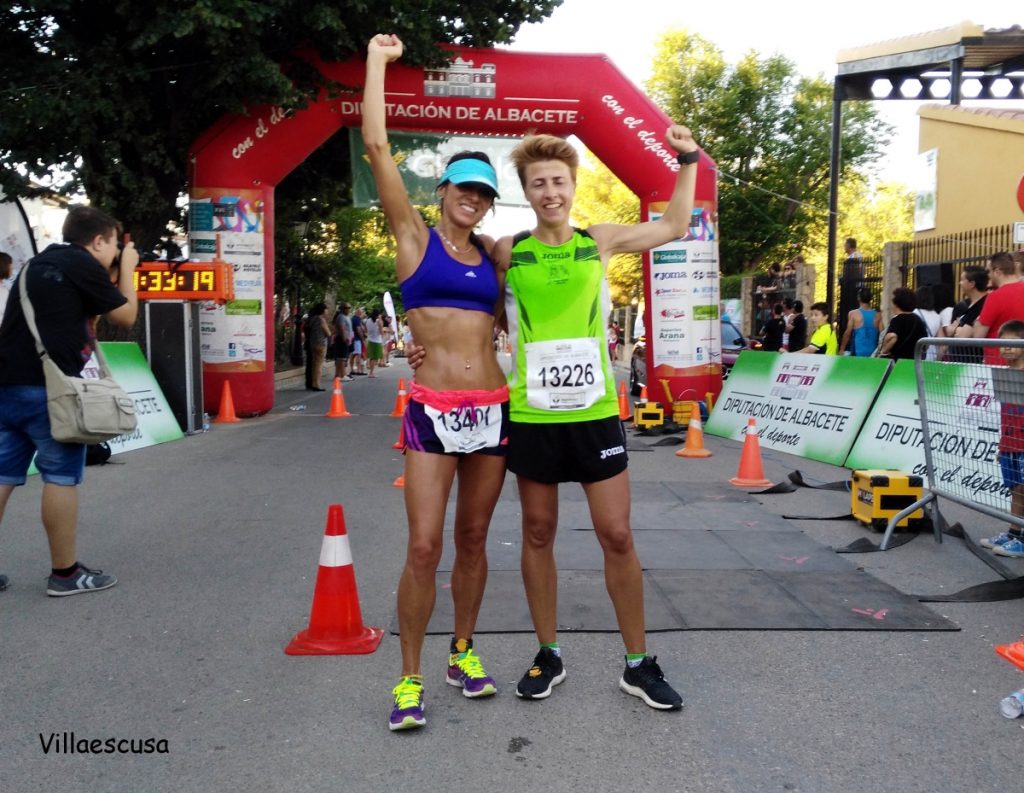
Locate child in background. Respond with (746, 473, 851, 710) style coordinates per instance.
(982, 320, 1024, 556)
(791, 302, 837, 355)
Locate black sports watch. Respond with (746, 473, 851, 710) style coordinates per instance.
(676, 149, 700, 166)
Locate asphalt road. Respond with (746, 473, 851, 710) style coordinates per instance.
(2, 357, 1022, 793)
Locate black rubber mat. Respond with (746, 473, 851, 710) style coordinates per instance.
(394, 570, 683, 635)
(400, 480, 960, 634)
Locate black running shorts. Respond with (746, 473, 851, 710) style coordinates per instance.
(507, 415, 627, 484)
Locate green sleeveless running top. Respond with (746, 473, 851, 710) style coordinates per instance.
(505, 228, 617, 424)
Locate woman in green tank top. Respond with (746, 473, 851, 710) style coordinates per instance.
(489, 130, 700, 709)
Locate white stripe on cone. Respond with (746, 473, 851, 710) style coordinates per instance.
(319, 534, 354, 568)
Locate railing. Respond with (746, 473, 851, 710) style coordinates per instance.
(880, 337, 1024, 551)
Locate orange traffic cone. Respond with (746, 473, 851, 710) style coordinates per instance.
(393, 474, 405, 488)
(729, 417, 772, 487)
(392, 417, 406, 450)
(326, 377, 352, 418)
(996, 640, 1024, 671)
(639, 385, 648, 403)
(214, 380, 241, 423)
(618, 381, 630, 421)
(391, 378, 409, 417)
(285, 504, 383, 655)
(676, 403, 712, 458)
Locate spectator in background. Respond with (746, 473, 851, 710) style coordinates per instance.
(913, 285, 942, 361)
(333, 302, 354, 382)
(974, 252, 1024, 365)
(786, 299, 807, 353)
(608, 320, 620, 361)
(780, 297, 795, 350)
(0, 206, 139, 596)
(780, 258, 798, 292)
(792, 302, 837, 355)
(349, 307, 367, 375)
(878, 287, 928, 359)
(304, 302, 331, 391)
(839, 288, 882, 356)
(756, 263, 782, 298)
(760, 303, 786, 352)
(364, 308, 385, 377)
(0, 252, 13, 322)
(843, 237, 863, 277)
(941, 267, 987, 363)
(979, 319, 1024, 557)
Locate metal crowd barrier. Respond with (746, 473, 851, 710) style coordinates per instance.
(880, 336, 1024, 550)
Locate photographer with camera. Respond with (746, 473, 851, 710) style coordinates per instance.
(0, 206, 139, 596)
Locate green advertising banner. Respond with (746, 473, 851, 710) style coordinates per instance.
(28, 343, 184, 476)
(97, 342, 185, 454)
(705, 351, 891, 466)
(350, 128, 527, 208)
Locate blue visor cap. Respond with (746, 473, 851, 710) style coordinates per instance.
(438, 158, 500, 198)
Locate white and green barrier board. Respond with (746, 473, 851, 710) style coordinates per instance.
(29, 342, 183, 475)
(706, 351, 891, 466)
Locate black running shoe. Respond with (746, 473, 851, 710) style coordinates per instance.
(0, 574, 8, 592)
(619, 656, 683, 711)
(515, 648, 566, 699)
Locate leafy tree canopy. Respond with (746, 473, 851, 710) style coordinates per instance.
(571, 156, 641, 306)
(646, 29, 892, 275)
(0, 1, 561, 247)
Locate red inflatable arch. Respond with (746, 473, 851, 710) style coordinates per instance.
(189, 47, 720, 416)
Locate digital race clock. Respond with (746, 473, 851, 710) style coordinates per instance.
(133, 262, 234, 303)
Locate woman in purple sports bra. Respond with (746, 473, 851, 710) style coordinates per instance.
(364, 33, 509, 732)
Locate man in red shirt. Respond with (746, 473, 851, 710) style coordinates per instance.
(974, 252, 1024, 365)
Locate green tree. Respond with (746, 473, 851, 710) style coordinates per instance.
(646, 30, 892, 275)
(0, 1, 561, 248)
(571, 155, 642, 306)
(801, 175, 914, 300)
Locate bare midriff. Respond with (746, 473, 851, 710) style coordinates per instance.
(406, 306, 505, 391)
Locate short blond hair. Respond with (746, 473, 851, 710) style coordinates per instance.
(510, 134, 578, 187)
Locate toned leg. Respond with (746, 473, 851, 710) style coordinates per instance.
(41, 482, 78, 569)
(450, 453, 506, 639)
(518, 476, 560, 644)
(397, 450, 457, 676)
(582, 470, 646, 654)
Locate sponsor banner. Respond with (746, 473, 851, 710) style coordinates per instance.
(705, 351, 890, 466)
(845, 359, 1009, 509)
(647, 211, 720, 370)
(188, 190, 267, 373)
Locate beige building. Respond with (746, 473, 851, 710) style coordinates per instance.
(915, 105, 1024, 238)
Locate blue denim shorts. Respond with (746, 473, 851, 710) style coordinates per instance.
(1001, 451, 1024, 489)
(0, 385, 86, 486)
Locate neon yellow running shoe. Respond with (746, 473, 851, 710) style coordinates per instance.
(446, 643, 497, 698)
(389, 677, 425, 731)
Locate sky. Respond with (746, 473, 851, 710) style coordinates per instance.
(478, 0, 1022, 236)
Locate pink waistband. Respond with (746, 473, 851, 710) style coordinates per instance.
(409, 382, 509, 411)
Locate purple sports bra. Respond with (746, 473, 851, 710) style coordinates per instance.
(400, 229, 498, 315)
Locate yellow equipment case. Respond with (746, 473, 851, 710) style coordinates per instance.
(850, 469, 925, 531)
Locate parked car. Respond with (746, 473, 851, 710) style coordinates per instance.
(629, 320, 761, 395)
(720, 318, 761, 374)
